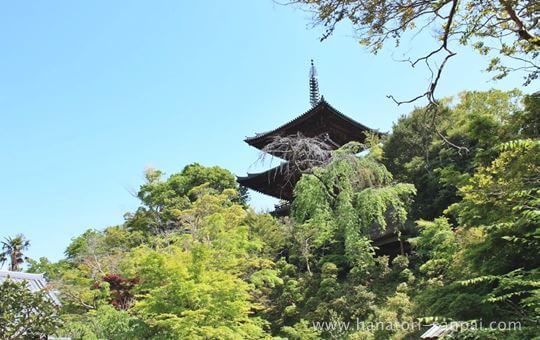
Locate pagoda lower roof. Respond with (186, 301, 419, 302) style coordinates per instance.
(237, 165, 299, 201)
(244, 99, 383, 159)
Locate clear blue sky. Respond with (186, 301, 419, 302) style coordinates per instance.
(0, 1, 528, 263)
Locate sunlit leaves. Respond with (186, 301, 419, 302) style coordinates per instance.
(0, 280, 61, 338)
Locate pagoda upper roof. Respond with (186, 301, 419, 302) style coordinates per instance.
(244, 99, 383, 159)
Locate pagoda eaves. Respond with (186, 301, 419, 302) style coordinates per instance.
(237, 165, 298, 201)
(244, 99, 384, 160)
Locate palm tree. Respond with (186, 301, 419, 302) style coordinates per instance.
(0, 234, 30, 271)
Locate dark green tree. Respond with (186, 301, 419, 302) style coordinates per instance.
(0, 280, 61, 339)
(383, 90, 532, 220)
(412, 139, 539, 338)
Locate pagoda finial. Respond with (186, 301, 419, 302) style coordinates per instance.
(309, 59, 321, 107)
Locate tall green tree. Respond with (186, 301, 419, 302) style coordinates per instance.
(125, 163, 247, 234)
(291, 141, 416, 270)
(119, 188, 272, 338)
(53, 165, 276, 339)
(413, 139, 539, 338)
(266, 139, 417, 338)
(453, 139, 539, 321)
(383, 90, 533, 220)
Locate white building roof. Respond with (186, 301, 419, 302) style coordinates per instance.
(421, 324, 453, 338)
(0, 270, 61, 305)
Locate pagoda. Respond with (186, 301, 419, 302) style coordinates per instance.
(238, 61, 406, 254)
(238, 60, 381, 202)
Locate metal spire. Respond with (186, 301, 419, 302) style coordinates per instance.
(309, 59, 320, 107)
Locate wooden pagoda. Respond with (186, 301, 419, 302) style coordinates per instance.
(238, 61, 404, 255)
(238, 61, 381, 202)
(238, 98, 381, 201)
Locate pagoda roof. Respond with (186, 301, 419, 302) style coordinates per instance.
(237, 165, 299, 201)
(244, 99, 383, 158)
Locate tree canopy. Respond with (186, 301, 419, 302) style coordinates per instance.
(7, 91, 538, 339)
(0, 280, 60, 339)
(290, 0, 538, 104)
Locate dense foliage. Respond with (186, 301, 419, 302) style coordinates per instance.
(7, 90, 538, 339)
(383, 90, 538, 220)
(0, 280, 60, 339)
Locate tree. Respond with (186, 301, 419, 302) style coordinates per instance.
(120, 188, 271, 338)
(1, 234, 30, 271)
(126, 246, 269, 339)
(0, 280, 61, 339)
(57, 304, 148, 339)
(97, 274, 139, 311)
(50, 226, 145, 315)
(410, 218, 458, 282)
(291, 139, 415, 268)
(453, 139, 539, 321)
(289, 0, 538, 106)
(27, 88, 536, 338)
(55, 181, 277, 338)
(261, 137, 417, 338)
(412, 139, 539, 335)
(125, 163, 248, 235)
(509, 91, 540, 138)
(383, 89, 530, 220)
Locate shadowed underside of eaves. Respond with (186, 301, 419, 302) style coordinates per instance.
(237, 164, 299, 201)
(244, 99, 385, 160)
